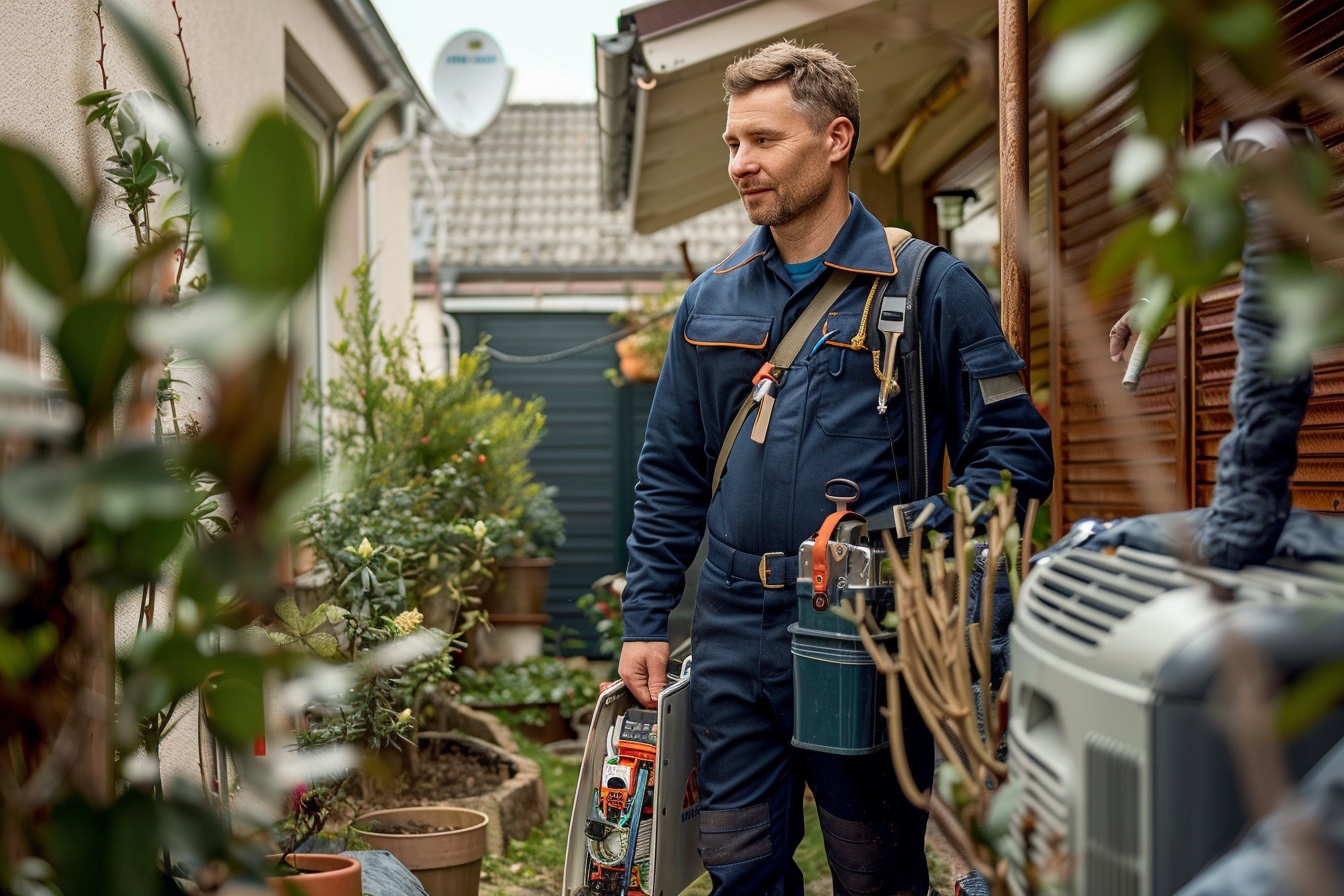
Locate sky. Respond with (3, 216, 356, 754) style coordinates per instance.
(370, 0, 634, 105)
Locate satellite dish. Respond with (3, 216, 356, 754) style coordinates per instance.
(432, 30, 511, 139)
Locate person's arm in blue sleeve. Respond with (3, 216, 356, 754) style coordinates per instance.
(907, 259, 1053, 532)
(621, 282, 713, 643)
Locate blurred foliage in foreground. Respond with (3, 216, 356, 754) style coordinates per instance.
(0, 3, 404, 893)
(1042, 0, 1344, 367)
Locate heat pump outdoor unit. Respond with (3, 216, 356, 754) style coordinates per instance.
(1008, 546, 1344, 896)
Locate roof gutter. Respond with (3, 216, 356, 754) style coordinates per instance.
(595, 29, 640, 211)
(325, 0, 437, 126)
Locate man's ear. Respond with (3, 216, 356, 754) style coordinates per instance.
(827, 117, 855, 164)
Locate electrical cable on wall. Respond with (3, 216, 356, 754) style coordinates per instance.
(483, 307, 676, 364)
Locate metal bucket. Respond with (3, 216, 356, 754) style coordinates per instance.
(788, 623, 897, 755)
(794, 584, 893, 636)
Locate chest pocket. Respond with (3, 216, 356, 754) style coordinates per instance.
(684, 313, 772, 350)
(810, 312, 899, 442)
(684, 312, 772, 387)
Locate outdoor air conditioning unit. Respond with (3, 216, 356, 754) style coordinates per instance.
(1008, 546, 1344, 896)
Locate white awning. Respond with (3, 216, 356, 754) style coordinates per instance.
(599, 0, 998, 233)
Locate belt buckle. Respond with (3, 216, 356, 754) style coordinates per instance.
(758, 551, 786, 589)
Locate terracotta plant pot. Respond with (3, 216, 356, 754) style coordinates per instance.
(488, 557, 554, 617)
(618, 354, 660, 382)
(352, 806, 489, 896)
(266, 853, 361, 896)
(490, 701, 571, 744)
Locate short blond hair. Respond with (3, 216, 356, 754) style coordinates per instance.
(723, 40, 860, 163)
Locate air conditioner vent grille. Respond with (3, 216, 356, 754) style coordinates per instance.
(1024, 549, 1188, 648)
(1085, 734, 1142, 896)
(1007, 727, 1069, 888)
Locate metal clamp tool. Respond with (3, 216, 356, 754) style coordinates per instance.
(876, 292, 906, 414)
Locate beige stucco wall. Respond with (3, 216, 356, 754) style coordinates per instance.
(0, 0, 414, 327)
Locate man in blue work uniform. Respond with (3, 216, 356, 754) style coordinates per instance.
(618, 41, 1053, 896)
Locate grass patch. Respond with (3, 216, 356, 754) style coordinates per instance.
(479, 734, 580, 893)
(479, 726, 954, 895)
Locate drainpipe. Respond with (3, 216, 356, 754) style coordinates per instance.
(442, 313, 462, 374)
(999, 0, 1031, 375)
(364, 98, 418, 290)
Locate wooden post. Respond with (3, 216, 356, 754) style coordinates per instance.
(999, 0, 1030, 381)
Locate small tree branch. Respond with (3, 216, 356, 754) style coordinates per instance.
(171, 0, 201, 126)
(95, 1, 110, 90)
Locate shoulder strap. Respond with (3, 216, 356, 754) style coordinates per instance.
(868, 236, 941, 502)
(710, 267, 857, 496)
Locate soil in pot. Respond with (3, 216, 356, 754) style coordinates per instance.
(352, 807, 488, 896)
(348, 733, 511, 812)
(357, 817, 459, 835)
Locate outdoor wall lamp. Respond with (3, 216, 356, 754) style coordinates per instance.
(931, 188, 979, 233)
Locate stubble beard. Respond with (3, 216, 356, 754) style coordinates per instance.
(739, 164, 833, 228)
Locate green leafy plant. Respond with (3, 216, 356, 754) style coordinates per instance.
(302, 257, 564, 573)
(303, 464, 501, 636)
(261, 541, 458, 855)
(0, 3, 402, 892)
(576, 573, 626, 666)
(266, 598, 347, 660)
(455, 656, 599, 729)
(1042, 0, 1344, 364)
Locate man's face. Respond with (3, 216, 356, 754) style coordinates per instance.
(723, 81, 836, 228)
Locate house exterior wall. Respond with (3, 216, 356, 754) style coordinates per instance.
(1041, 0, 1344, 533)
(0, 0, 412, 327)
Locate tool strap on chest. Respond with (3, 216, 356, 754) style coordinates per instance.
(877, 235, 941, 505)
(710, 267, 856, 496)
(863, 235, 943, 536)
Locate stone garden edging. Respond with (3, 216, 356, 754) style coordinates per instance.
(415, 729, 547, 856)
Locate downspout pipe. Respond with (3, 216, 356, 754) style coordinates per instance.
(365, 98, 419, 280)
(327, 0, 437, 285)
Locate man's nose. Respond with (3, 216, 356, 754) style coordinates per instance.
(729, 146, 759, 179)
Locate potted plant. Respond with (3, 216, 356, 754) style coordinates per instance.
(301, 261, 564, 637)
(268, 781, 362, 896)
(262, 531, 503, 895)
(606, 277, 684, 386)
(453, 656, 599, 744)
(488, 484, 566, 618)
(350, 805, 489, 896)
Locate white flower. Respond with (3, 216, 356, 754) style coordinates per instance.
(473, 520, 487, 539)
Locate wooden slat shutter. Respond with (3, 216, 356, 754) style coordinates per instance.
(1046, 67, 1187, 529)
(1191, 0, 1344, 516)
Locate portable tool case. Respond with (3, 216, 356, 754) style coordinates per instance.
(563, 659, 703, 896)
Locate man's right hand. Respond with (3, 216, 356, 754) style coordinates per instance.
(619, 641, 670, 708)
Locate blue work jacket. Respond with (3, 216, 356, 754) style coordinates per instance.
(622, 196, 1053, 641)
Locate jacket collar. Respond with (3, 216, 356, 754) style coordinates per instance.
(712, 193, 896, 278)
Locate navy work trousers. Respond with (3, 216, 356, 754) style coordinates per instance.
(689, 555, 935, 896)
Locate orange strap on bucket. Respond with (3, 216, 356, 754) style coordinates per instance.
(811, 510, 864, 597)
